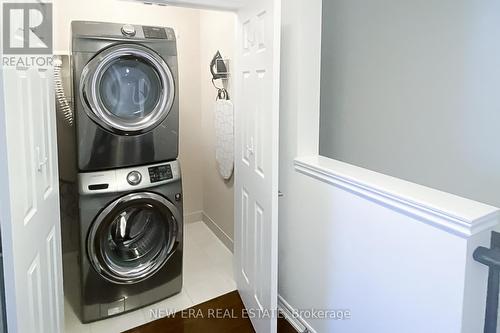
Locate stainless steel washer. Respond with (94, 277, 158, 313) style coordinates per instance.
(77, 160, 183, 322)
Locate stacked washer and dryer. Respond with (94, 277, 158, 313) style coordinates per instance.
(71, 21, 183, 322)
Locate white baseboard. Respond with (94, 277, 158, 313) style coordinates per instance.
(278, 295, 316, 333)
(184, 211, 204, 224)
(202, 212, 234, 252)
(184, 210, 234, 252)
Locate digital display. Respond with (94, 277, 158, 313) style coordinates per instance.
(143, 26, 168, 39)
(148, 165, 173, 183)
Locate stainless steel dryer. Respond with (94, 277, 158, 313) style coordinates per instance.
(72, 21, 179, 172)
(77, 160, 183, 322)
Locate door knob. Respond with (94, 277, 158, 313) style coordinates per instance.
(246, 137, 255, 155)
(36, 147, 48, 172)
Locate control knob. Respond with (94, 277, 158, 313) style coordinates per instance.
(127, 171, 142, 186)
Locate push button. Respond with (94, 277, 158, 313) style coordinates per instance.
(127, 171, 142, 186)
(121, 24, 136, 37)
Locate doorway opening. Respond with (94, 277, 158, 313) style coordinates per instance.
(54, 3, 238, 331)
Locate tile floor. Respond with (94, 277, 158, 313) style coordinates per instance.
(64, 221, 236, 333)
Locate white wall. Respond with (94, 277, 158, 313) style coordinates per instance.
(279, 0, 498, 332)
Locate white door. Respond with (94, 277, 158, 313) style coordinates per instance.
(234, 0, 281, 332)
(0, 64, 64, 333)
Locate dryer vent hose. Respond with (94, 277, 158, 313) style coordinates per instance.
(54, 56, 74, 126)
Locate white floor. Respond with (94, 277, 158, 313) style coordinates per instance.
(64, 221, 236, 333)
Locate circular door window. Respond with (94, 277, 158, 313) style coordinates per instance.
(80, 44, 175, 134)
(87, 193, 180, 284)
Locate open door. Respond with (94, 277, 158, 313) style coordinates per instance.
(0, 65, 64, 331)
(153, 0, 282, 331)
(234, 0, 281, 332)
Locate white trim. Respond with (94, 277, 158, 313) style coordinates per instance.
(278, 295, 314, 333)
(184, 211, 204, 224)
(184, 210, 234, 251)
(294, 155, 500, 238)
(121, 0, 244, 11)
(202, 212, 234, 252)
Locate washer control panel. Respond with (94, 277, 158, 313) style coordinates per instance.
(148, 164, 173, 183)
(143, 26, 168, 39)
(78, 160, 181, 195)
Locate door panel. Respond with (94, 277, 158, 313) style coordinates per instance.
(46, 226, 62, 333)
(39, 71, 55, 198)
(80, 44, 175, 135)
(86, 192, 181, 284)
(15, 69, 38, 224)
(27, 254, 43, 333)
(1, 65, 64, 333)
(235, 0, 281, 332)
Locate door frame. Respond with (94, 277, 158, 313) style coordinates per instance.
(0, 57, 17, 333)
(2, 0, 281, 331)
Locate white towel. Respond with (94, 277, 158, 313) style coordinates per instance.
(215, 99, 234, 180)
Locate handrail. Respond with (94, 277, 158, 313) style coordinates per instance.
(474, 247, 500, 268)
(474, 232, 500, 333)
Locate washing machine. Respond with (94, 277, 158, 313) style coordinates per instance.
(77, 160, 183, 322)
(71, 21, 179, 172)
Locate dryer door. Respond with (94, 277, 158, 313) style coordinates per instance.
(81, 44, 175, 134)
(87, 192, 181, 284)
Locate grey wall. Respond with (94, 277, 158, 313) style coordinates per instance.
(319, 0, 500, 207)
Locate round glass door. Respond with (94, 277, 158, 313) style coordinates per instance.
(81, 44, 175, 134)
(99, 57, 162, 120)
(87, 193, 180, 284)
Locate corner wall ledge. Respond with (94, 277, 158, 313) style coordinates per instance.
(294, 155, 500, 238)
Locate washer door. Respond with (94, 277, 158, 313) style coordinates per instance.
(87, 192, 181, 284)
(80, 44, 175, 134)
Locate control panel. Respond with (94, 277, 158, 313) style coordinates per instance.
(78, 160, 181, 195)
(148, 164, 173, 183)
(143, 26, 168, 39)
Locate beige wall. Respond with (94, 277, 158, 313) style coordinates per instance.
(199, 10, 236, 248)
(54, 1, 235, 246)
